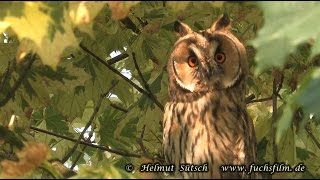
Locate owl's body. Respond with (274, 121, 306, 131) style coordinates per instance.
(163, 14, 257, 179)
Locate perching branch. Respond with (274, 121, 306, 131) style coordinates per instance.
(132, 52, 164, 111)
(0, 55, 36, 107)
(61, 81, 119, 163)
(79, 43, 164, 112)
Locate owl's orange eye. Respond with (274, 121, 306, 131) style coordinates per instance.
(187, 56, 198, 67)
(214, 53, 226, 63)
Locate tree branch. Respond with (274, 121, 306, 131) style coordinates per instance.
(246, 96, 272, 104)
(61, 81, 119, 163)
(70, 130, 94, 170)
(272, 77, 278, 163)
(0, 55, 36, 107)
(106, 53, 129, 65)
(30, 126, 142, 158)
(110, 103, 128, 113)
(120, 17, 141, 34)
(245, 94, 255, 104)
(136, 125, 148, 156)
(79, 43, 164, 112)
(132, 52, 164, 111)
(80, 43, 148, 94)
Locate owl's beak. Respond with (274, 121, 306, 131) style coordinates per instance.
(204, 65, 213, 81)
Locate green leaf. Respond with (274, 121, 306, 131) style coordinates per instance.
(0, 33, 19, 72)
(276, 102, 295, 144)
(296, 147, 312, 161)
(97, 107, 127, 149)
(295, 68, 320, 117)
(0, 125, 24, 149)
(250, 2, 320, 74)
(44, 106, 70, 136)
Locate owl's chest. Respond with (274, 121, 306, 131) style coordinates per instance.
(163, 96, 247, 178)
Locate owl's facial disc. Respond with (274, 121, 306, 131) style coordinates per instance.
(210, 33, 243, 89)
(171, 37, 212, 93)
(170, 16, 246, 94)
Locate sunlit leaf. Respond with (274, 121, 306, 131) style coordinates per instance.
(251, 2, 320, 74)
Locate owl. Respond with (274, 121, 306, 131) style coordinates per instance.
(163, 14, 258, 179)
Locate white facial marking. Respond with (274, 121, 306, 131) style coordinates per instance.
(224, 68, 242, 88)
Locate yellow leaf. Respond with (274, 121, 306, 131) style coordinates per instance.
(68, 1, 107, 38)
(36, 10, 78, 69)
(3, 2, 51, 46)
(0, 21, 10, 33)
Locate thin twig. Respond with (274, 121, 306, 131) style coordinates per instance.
(150, 129, 162, 145)
(137, 125, 147, 155)
(80, 44, 148, 97)
(79, 43, 164, 112)
(275, 72, 284, 101)
(272, 77, 278, 163)
(246, 96, 272, 104)
(135, 125, 164, 163)
(305, 123, 320, 150)
(30, 126, 142, 158)
(61, 81, 119, 163)
(132, 52, 164, 111)
(245, 94, 256, 104)
(0, 55, 36, 107)
(70, 130, 94, 170)
(110, 103, 128, 113)
(276, 73, 284, 94)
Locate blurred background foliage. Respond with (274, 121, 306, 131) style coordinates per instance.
(0, 1, 320, 178)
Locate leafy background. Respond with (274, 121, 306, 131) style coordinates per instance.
(0, 1, 320, 178)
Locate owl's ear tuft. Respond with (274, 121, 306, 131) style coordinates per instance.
(211, 13, 231, 31)
(174, 20, 193, 37)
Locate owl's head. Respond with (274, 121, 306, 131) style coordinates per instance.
(167, 14, 248, 101)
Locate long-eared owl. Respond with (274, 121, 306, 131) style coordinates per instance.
(163, 14, 258, 179)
